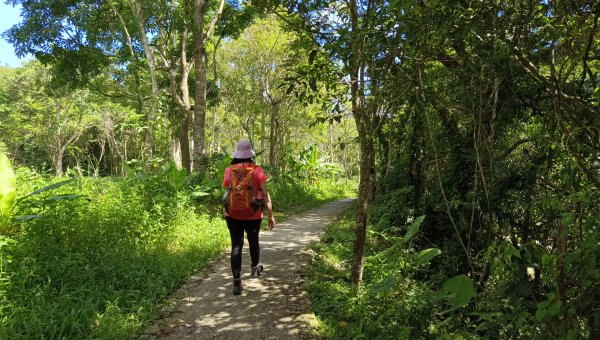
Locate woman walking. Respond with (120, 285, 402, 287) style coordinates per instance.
(223, 141, 276, 295)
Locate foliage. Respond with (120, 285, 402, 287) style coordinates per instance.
(269, 0, 600, 337)
(0, 152, 16, 232)
(0, 160, 352, 338)
(0, 176, 230, 338)
(4, 0, 599, 337)
(308, 206, 479, 339)
(286, 145, 343, 184)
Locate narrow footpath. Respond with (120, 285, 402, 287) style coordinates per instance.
(142, 198, 354, 339)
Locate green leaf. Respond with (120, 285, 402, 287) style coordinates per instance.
(505, 244, 521, 259)
(414, 248, 442, 267)
(14, 214, 43, 222)
(403, 215, 425, 243)
(124, 163, 137, 179)
(0, 152, 16, 222)
(372, 274, 396, 293)
(191, 191, 210, 197)
(163, 161, 188, 192)
(23, 179, 74, 198)
(440, 274, 475, 309)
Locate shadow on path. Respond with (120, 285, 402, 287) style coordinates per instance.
(142, 198, 355, 339)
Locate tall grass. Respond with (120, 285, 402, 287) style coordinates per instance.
(0, 174, 229, 338)
(270, 177, 356, 220)
(0, 170, 355, 338)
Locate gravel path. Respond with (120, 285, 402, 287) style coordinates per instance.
(142, 198, 354, 339)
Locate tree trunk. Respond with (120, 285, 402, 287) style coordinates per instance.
(409, 105, 424, 207)
(171, 136, 182, 170)
(261, 108, 265, 163)
(55, 146, 66, 177)
(158, 23, 193, 173)
(351, 132, 375, 284)
(192, 0, 211, 174)
(192, 32, 207, 174)
(180, 113, 192, 174)
(132, 1, 159, 165)
(348, 0, 375, 285)
(269, 102, 278, 174)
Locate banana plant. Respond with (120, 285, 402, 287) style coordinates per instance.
(295, 145, 342, 183)
(0, 151, 81, 235)
(0, 152, 16, 234)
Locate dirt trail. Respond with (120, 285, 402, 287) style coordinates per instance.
(142, 198, 354, 339)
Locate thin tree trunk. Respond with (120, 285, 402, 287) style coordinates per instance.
(171, 136, 182, 170)
(409, 105, 424, 207)
(180, 113, 191, 174)
(261, 108, 266, 160)
(192, 24, 207, 173)
(269, 102, 278, 174)
(55, 147, 66, 177)
(351, 132, 375, 284)
(348, 0, 377, 285)
(192, 0, 225, 173)
(132, 1, 159, 165)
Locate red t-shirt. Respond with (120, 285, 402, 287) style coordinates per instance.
(223, 164, 267, 220)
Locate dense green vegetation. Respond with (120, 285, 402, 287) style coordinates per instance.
(287, 0, 600, 338)
(1, 0, 599, 338)
(0, 160, 352, 338)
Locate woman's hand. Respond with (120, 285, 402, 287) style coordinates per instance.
(268, 215, 276, 230)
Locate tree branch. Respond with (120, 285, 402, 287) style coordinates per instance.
(205, 0, 225, 39)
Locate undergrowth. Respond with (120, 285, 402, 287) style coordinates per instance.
(307, 205, 453, 339)
(0, 168, 354, 339)
(270, 177, 356, 221)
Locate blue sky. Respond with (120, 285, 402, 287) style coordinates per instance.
(0, 2, 31, 67)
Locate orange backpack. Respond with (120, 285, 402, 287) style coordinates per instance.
(226, 164, 259, 219)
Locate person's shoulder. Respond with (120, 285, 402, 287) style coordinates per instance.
(253, 165, 267, 177)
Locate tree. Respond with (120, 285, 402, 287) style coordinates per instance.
(3, 0, 158, 164)
(192, 0, 225, 173)
(256, 0, 385, 284)
(219, 16, 298, 173)
(0, 61, 102, 176)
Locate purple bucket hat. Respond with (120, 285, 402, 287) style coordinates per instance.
(233, 140, 255, 159)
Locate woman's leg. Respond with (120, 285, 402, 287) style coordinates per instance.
(226, 218, 245, 279)
(244, 219, 262, 268)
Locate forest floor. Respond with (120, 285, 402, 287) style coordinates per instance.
(141, 198, 355, 339)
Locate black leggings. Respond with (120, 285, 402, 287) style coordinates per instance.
(226, 218, 262, 279)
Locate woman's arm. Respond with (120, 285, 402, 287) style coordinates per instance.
(260, 181, 276, 230)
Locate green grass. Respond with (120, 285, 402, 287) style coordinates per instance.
(270, 177, 356, 222)
(0, 177, 229, 339)
(0, 172, 355, 339)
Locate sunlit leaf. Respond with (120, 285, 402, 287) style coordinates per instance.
(403, 215, 425, 243)
(0, 152, 16, 221)
(372, 274, 396, 293)
(414, 248, 441, 267)
(23, 179, 74, 198)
